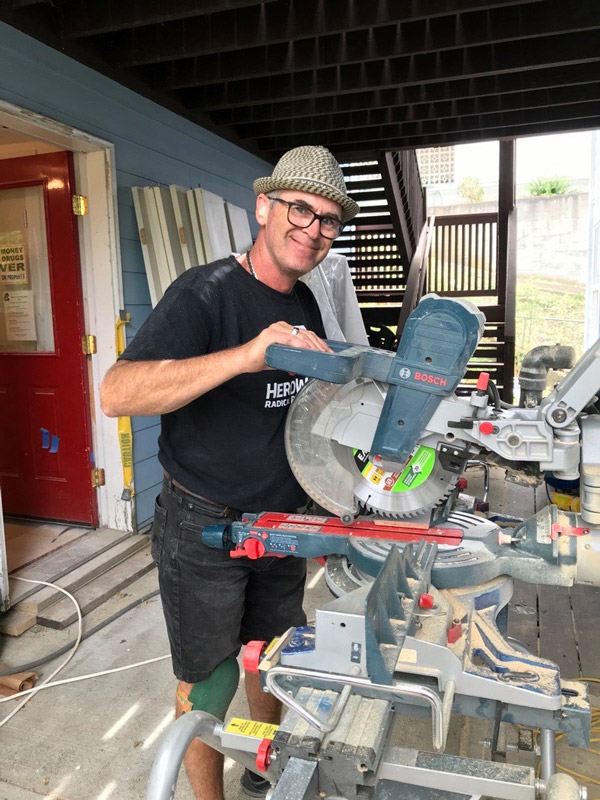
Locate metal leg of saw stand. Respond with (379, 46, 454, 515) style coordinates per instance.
(540, 728, 557, 780)
(145, 711, 221, 800)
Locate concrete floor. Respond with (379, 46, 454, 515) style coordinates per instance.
(0, 557, 333, 800)
(0, 467, 598, 799)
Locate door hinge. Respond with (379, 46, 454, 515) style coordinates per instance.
(72, 194, 88, 216)
(91, 468, 105, 488)
(139, 227, 147, 245)
(82, 334, 97, 355)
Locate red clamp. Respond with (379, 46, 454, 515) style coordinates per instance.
(447, 621, 463, 644)
(256, 738, 273, 772)
(243, 640, 268, 674)
(550, 523, 590, 540)
(456, 477, 468, 491)
(230, 536, 266, 559)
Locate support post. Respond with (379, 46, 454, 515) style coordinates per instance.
(497, 139, 517, 404)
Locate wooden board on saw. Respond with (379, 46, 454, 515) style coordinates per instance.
(15, 535, 149, 615)
(9, 528, 134, 606)
(37, 544, 155, 629)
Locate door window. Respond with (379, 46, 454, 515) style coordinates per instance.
(0, 184, 55, 352)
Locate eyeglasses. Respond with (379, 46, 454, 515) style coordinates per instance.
(270, 197, 344, 240)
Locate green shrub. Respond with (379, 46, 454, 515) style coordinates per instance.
(526, 176, 570, 197)
(457, 176, 484, 203)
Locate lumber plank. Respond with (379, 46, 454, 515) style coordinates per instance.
(569, 584, 600, 679)
(37, 545, 155, 629)
(502, 482, 537, 520)
(6, 522, 89, 572)
(507, 579, 538, 656)
(0, 608, 36, 637)
(537, 585, 580, 678)
(15, 535, 149, 614)
(8, 528, 134, 605)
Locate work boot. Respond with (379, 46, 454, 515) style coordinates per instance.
(240, 768, 270, 798)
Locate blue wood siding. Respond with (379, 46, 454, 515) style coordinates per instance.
(0, 23, 271, 528)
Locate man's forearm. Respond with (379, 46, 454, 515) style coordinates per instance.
(100, 346, 248, 417)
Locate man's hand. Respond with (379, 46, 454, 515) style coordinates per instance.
(242, 321, 331, 373)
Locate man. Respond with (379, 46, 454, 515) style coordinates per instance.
(101, 145, 358, 799)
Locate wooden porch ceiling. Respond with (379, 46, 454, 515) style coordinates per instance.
(2, 0, 600, 161)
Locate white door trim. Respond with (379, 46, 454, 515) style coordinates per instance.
(0, 98, 132, 531)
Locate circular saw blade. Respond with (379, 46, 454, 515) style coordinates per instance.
(285, 378, 457, 519)
(337, 443, 457, 518)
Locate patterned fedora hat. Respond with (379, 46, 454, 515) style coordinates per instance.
(253, 145, 359, 223)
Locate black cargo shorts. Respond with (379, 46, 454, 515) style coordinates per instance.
(151, 475, 307, 682)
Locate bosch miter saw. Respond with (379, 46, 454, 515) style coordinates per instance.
(147, 295, 600, 800)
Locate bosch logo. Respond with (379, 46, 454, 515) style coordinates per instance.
(414, 371, 447, 386)
(399, 367, 412, 379)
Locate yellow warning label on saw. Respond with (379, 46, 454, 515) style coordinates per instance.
(225, 717, 279, 739)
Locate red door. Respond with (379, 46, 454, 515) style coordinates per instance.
(0, 151, 97, 525)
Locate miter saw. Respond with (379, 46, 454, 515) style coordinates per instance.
(146, 295, 600, 800)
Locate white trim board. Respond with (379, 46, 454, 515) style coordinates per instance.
(132, 187, 162, 308)
(226, 201, 253, 254)
(170, 185, 200, 270)
(152, 185, 186, 281)
(186, 189, 207, 266)
(194, 187, 232, 261)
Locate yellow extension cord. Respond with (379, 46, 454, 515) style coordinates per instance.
(529, 678, 600, 787)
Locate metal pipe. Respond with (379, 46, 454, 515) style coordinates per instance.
(539, 728, 557, 780)
(265, 665, 451, 753)
(145, 711, 221, 800)
(518, 345, 575, 408)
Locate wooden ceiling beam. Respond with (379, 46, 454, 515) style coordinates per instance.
(64, 0, 274, 39)
(329, 116, 600, 159)
(153, 0, 596, 91)
(233, 81, 600, 140)
(110, 0, 541, 67)
(211, 62, 600, 125)
(186, 29, 600, 110)
(262, 102, 600, 153)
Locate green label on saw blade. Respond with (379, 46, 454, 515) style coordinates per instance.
(353, 446, 436, 493)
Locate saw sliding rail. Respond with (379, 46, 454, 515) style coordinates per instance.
(203, 503, 598, 589)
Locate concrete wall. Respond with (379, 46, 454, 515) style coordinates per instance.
(0, 23, 272, 527)
(430, 193, 589, 285)
(586, 131, 600, 347)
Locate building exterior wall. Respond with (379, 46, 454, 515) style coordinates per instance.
(0, 23, 272, 527)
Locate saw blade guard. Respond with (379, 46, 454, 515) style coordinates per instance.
(285, 379, 360, 520)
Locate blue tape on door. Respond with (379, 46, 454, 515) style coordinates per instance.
(49, 435, 59, 453)
(41, 428, 50, 449)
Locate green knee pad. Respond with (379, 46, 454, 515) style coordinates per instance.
(179, 656, 240, 721)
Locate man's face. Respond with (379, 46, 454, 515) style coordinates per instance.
(257, 189, 342, 278)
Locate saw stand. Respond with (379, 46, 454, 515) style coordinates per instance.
(146, 537, 589, 800)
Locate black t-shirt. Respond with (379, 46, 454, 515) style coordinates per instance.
(121, 256, 326, 512)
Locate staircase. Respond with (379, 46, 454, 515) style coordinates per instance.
(334, 151, 515, 402)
